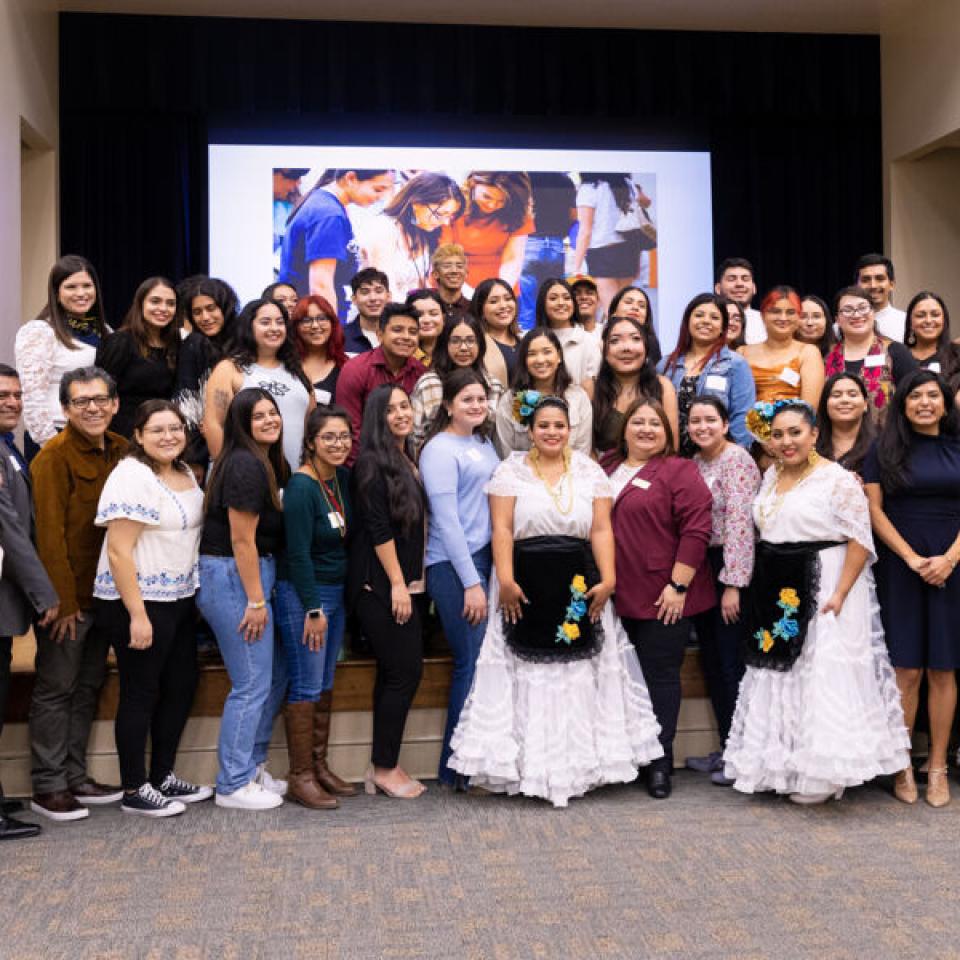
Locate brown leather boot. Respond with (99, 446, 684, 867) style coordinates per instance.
(314, 691, 357, 796)
(284, 702, 338, 810)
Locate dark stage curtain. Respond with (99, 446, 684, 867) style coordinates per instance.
(59, 15, 881, 322)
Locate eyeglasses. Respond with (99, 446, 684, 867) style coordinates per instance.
(299, 316, 331, 328)
(449, 336, 478, 348)
(68, 395, 113, 410)
(317, 433, 352, 446)
(837, 303, 872, 318)
(0, 390, 23, 402)
(142, 425, 186, 437)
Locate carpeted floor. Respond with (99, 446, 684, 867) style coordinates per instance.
(2, 772, 959, 960)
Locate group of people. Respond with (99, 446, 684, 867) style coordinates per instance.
(275, 168, 657, 322)
(0, 242, 958, 842)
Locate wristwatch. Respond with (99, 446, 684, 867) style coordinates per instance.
(306, 608, 324, 619)
(669, 580, 688, 594)
(246, 599, 267, 610)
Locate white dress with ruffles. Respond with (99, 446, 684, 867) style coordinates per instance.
(449, 451, 664, 808)
(723, 461, 910, 797)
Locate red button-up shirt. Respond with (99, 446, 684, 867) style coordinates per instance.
(335, 347, 426, 466)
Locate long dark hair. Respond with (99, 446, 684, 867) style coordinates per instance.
(579, 173, 633, 214)
(205, 388, 290, 512)
(127, 399, 190, 473)
(534, 277, 581, 328)
(178, 275, 239, 342)
(41, 254, 108, 348)
(472, 277, 520, 340)
(123, 277, 180, 370)
(383, 172, 464, 258)
(874, 369, 960, 493)
(300, 404, 352, 467)
(662, 293, 729, 377)
(511, 328, 573, 395)
(798, 293, 836, 358)
(815, 372, 875, 474)
(354, 384, 426, 536)
(904, 290, 960, 387)
(420, 368, 491, 453)
(593, 317, 663, 442)
(462, 172, 532, 231)
(430, 314, 488, 379)
(228, 298, 312, 395)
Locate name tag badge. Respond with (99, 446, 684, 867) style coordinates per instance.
(9, 454, 22, 473)
(632, 477, 651, 490)
(328, 510, 345, 530)
(928, 361, 942, 373)
(705, 374, 727, 391)
(778, 366, 800, 386)
(314, 388, 332, 404)
(863, 354, 885, 369)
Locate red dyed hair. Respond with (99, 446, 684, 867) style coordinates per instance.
(291, 295, 348, 368)
(759, 285, 803, 316)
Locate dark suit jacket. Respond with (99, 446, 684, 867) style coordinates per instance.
(0, 440, 58, 637)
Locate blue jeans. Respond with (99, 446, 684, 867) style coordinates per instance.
(427, 546, 492, 784)
(274, 579, 347, 701)
(518, 236, 566, 331)
(196, 554, 287, 794)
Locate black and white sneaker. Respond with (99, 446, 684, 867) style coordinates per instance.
(156, 773, 213, 804)
(121, 783, 186, 818)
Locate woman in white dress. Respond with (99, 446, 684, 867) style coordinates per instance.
(450, 395, 663, 808)
(723, 399, 910, 803)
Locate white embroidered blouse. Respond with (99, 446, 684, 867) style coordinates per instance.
(14, 319, 98, 445)
(93, 458, 204, 602)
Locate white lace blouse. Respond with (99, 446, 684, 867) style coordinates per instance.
(93, 458, 204, 602)
(14, 319, 97, 445)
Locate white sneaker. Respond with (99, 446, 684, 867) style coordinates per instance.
(215, 780, 283, 811)
(255, 763, 288, 797)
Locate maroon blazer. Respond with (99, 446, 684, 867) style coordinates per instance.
(608, 455, 715, 620)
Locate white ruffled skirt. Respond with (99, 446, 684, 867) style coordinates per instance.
(723, 545, 910, 797)
(449, 574, 664, 808)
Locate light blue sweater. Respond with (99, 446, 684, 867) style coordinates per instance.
(420, 432, 501, 587)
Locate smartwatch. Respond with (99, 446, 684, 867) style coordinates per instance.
(669, 580, 688, 594)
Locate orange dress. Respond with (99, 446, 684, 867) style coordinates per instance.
(748, 352, 803, 403)
(441, 212, 535, 289)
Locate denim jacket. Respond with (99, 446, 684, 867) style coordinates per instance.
(657, 347, 756, 448)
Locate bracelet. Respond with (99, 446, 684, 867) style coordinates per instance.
(246, 599, 267, 610)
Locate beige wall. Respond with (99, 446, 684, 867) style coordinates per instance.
(0, 0, 58, 366)
(882, 0, 960, 326)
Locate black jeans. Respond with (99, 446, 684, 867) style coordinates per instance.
(96, 597, 199, 790)
(354, 590, 424, 769)
(692, 547, 746, 748)
(622, 616, 692, 767)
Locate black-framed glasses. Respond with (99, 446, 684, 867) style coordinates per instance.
(317, 432, 352, 446)
(449, 336, 478, 348)
(299, 316, 331, 328)
(68, 395, 113, 410)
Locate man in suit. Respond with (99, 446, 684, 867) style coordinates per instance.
(0, 364, 59, 839)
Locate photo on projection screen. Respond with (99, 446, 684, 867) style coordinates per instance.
(209, 145, 713, 348)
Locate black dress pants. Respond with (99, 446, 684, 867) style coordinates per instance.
(622, 616, 692, 767)
(354, 590, 424, 769)
(95, 598, 199, 790)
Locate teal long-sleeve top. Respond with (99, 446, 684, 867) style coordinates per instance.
(282, 468, 352, 611)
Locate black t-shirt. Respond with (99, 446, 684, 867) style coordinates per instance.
(200, 449, 285, 557)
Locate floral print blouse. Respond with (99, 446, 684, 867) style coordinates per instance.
(694, 442, 762, 588)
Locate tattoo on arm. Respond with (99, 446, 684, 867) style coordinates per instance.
(213, 388, 231, 414)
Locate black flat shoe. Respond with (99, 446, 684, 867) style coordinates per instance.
(1, 798, 24, 815)
(0, 813, 42, 841)
(647, 765, 672, 800)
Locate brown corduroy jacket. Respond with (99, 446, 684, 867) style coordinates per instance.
(30, 422, 127, 617)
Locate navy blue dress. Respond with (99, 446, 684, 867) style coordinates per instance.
(863, 434, 960, 669)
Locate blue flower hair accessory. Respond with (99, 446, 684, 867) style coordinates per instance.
(745, 399, 816, 442)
